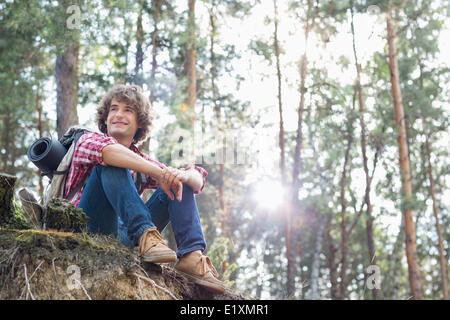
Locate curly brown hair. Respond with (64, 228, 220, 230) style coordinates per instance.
(96, 84, 154, 146)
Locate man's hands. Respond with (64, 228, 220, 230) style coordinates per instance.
(102, 144, 198, 201)
(158, 167, 189, 202)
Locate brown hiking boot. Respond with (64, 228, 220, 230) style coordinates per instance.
(174, 250, 226, 294)
(136, 227, 177, 263)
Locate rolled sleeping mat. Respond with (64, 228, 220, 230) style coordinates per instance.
(27, 137, 68, 178)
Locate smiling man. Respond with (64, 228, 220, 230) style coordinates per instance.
(65, 84, 225, 294)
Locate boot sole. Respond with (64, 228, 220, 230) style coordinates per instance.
(134, 248, 177, 264)
(141, 253, 177, 264)
(175, 269, 225, 294)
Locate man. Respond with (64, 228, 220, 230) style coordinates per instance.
(65, 84, 225, 294)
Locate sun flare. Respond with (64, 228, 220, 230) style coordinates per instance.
(252, 179, 286, 211)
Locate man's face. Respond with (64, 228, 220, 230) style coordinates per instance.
(106, 98, 140, 143)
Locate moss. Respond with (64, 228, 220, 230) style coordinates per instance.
(45, 198, 89, 233)
(0, 173, 17, 227)
(0, 173, 30, 230)
(1, 228, 135, 268)
(7, 200, 29, 230)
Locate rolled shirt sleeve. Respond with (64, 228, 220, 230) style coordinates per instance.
(71, 132, 119, 167)
(65, 131, 119, 203)
(182, 165, 208, 194)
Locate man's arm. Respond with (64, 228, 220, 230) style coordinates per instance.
(102, 144, 183, 201)
(103, 144, 162, 179)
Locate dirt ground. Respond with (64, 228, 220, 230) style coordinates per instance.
(0, 228, 249, 300)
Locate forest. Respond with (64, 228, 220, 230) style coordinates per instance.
(0, 0, 449, 300)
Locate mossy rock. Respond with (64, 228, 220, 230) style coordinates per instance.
(0, 173, 17, 226)
(0, 173, 29, 229)
(45, 198, 89, 233)
(8, 200, 29, 229)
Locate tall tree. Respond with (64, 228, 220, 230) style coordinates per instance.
(134, 0, 145, 86)
(338, 100, 354, 300)
(184, 0, 197, 127)
(287, 0, 318, 298)
(423, 119, 448, 300)
(55, 0, 81, 138)
(150, 0, 162, 105)
(386, 4, 423, 299)
(349, 1, 377, 299)
(0, 0, 53, 181)
(56, 39, 80, 139)
(273, 0, 286, 182)
(393, 0, 449, 298)
(208, 0, 227, 239)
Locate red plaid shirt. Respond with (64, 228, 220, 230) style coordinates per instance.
(64, 131, 208, 207)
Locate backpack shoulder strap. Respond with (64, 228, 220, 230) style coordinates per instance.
(66, 173, 90, 201)
(62, 130, 91, 201)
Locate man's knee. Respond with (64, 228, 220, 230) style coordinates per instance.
(93, 165, 134, 188)
(97, 164, 129, 177)
(156, 183, 193, 200)
(182, 183, 194, 195)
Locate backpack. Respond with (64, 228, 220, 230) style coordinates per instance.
(19, 126, 90, 228)
(21, 126, 145, 228)
(42, 126, 90, 206)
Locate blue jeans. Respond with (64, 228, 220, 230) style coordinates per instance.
(77, 165, 206, 257)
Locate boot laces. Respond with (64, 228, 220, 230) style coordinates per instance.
(200, 255, 219, 278)
(138, 227, 163, 256)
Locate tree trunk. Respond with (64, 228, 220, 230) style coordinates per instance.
(423, 120, 448, 300)
(386, 9, 423, 300)
(337, 114, 353, 300)
(0, 173, 17, 227)
(2, 112, 11, 172)
(36, 90, 44, 201)
(273, 0, 285, 181)
(208, 2, 227, 235)
(299, 246, 306, 300)
(287, 0, 315, 299)
(385, 219, 404, 299)
(184, 0, 197, 127)
(273, 0, 289, 278)
(56, 40, 79, 139)
(134, 0, 144, 86)
(308, 108, 328, 300)
(150, 0, 161, 105)
(309, 218, 325, 299)
(140, 0, 162, 169)
(272, 0, 290, 296)
(134, 0, 150, 155)
(209, 2, 228, 249)
(327, 219, 339, 300)
(350, 3, 377, 299)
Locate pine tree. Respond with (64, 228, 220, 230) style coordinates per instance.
(386, 3, 423, 299)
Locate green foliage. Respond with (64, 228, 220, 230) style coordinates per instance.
(249, 40, 273, 64)
(207, 236, 238, 288)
